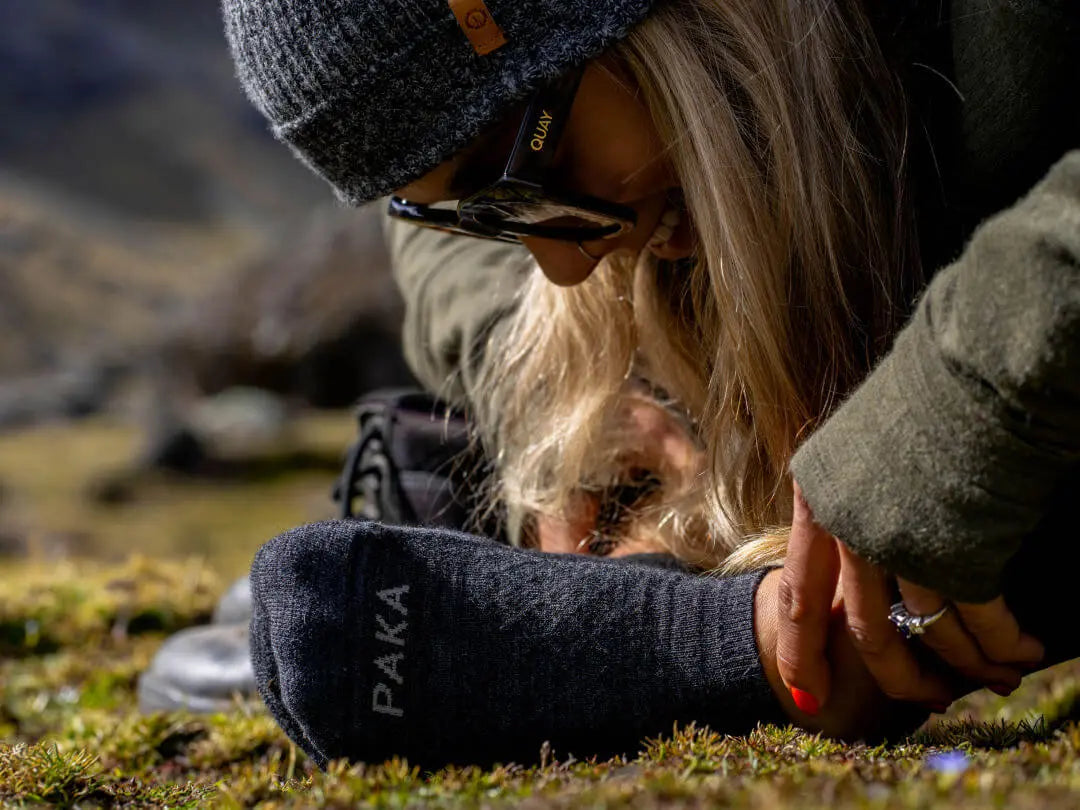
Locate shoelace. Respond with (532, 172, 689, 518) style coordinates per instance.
(334, 411, 395, 520)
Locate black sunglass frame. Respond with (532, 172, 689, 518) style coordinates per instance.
(387, 69, 639, 244)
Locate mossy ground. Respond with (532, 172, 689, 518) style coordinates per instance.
(3, 418, 1080, 808)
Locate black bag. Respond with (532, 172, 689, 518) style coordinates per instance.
(333, 389, 504, 541)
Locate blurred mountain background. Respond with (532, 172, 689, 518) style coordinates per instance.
(0, 0, 321, 226)
(0, 0, 415, 567)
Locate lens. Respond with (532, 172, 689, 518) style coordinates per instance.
(473, 199, 609, 227)
(388, 197, 518, 243)
(465, 201, 626, 241)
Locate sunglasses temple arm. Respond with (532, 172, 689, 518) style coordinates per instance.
(504, 69, 583, 183)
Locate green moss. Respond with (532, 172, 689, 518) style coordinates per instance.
(5, 417, 1080, 807)
(0, 557, 220, 657)
(0, 744, 105, 805)
(5, 554, 1080, 809)
(7, 708, 1080, 809)
(53, 710, 289, 776)
(0, 743, 213, 808)
(5, 553, 1080, 809)
(2, 638, 157, 740)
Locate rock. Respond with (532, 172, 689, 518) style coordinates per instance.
(0, 363, 123, 431)
(157, 203, 413, 406)
(141, 426, 205, 475)
(0, 527, 28, 558)
(139, 203, 415, 469)
(0, 2, 329, 431)
(188, 387, 289, 457)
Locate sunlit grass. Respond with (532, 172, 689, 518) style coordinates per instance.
(0, 415, 352, 577)
(3, 416, 1080, 807)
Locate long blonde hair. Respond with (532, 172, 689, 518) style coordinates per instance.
(474, 0, 920, 570)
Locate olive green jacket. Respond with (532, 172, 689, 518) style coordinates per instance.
(384, 218, 531, 409)
(791, 0, 1080, 601)
(387, 0, 1079, 601)
(791, 150, 1080, 602)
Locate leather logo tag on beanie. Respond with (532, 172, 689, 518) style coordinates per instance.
(448, 0, 507, 56)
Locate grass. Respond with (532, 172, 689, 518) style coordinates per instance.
(0, 414, 353, 578)
(3, 418, 1080, 807)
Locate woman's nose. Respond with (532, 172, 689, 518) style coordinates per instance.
(519, 236, 601, 286)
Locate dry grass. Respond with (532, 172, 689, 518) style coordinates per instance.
(0, 415, 352, 577)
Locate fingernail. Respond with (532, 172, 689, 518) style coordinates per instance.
(790, 687, 820, 715)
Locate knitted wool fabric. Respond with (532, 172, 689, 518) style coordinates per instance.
(222, 0, 659, 204)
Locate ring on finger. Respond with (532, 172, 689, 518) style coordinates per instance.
(888, 602, 950, 639)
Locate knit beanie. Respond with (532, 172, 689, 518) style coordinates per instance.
(222, 0, 660, 205)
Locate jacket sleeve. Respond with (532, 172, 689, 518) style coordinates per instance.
(790, 150, 1080, 602)
(383, 213, 534, 408)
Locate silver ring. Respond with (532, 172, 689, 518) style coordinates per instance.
(577, 241, 603, 261)
(888, 602, 949, 639)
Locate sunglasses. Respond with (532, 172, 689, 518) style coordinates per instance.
(387, 68, 638, 245)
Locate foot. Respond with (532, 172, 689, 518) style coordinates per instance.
(250, 520, 783, 769)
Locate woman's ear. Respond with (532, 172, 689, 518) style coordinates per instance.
(648, 208, 695, 261)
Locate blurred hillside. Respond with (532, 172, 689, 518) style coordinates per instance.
(0, 0, 325, 226)
(0, 1, 414, 570)
(0, 0, 410, 430)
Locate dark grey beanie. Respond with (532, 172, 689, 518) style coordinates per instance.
(222, 0, 660, 205)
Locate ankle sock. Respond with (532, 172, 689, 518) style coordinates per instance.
(250, 520, 782, 769)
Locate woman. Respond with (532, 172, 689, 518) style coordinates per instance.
(225, 0, 1079, 767)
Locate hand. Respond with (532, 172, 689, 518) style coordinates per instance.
(775, 484, 1044, 714)
(754, 568, 898, 739)
(893, 578, 1044, 695)
(535, 388, 702, 556)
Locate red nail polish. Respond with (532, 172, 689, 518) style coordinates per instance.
(790, 687, 820, 715)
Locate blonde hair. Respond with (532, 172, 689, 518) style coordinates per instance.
(474, 0, 920, 570)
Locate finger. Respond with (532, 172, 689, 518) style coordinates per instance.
(955, 597, 1045, 667)
(898, 579, 1024, 695)
(839, 546, 952, 705)
(775, 484, 841, 712)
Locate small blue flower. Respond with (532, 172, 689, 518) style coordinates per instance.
(925, 750, 970, 774)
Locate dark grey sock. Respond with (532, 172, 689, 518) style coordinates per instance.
(250, 520, 782, 769)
